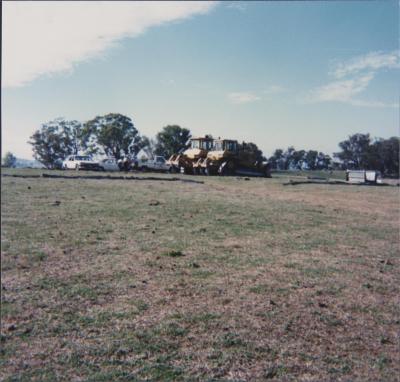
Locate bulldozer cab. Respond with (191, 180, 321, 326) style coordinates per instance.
(190, 136, 214, 150)
(213, 139, 238, 152)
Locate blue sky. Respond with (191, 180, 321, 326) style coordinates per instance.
(2, 1, 399, 159)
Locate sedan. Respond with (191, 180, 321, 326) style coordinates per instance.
(98, 158, 120, 171)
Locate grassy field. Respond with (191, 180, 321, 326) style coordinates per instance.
(1, 169, 399, 381)
(271, 169, 347, 180)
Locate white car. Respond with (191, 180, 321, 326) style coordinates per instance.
(62, 155, 100, 170)
(98, 158, 120, 172)
(62, 155, 101, 171)
(137, 156, 171, 172)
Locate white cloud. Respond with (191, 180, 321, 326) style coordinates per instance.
(307, 50, 399, 108)
(227, 86, 286, 104)
(310, 73, 374, 103)
(228, 92, 260, 104)
(2, 1, 216, 88)
(332, 50, 400, 78)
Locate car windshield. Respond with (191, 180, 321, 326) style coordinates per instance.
(76, 156, 91, 161)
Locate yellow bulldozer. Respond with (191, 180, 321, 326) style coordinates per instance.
(167, 136, 214, 174)
(198, 139, 271, 177)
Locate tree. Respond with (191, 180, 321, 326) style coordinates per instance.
(370, 137, 399, 175)
(29, 118, 86, 169)
(334, 133, 371, 169)
(61, 119, 87, 155)
(379, 137, 399, 175)
(291, 149, 306, 169)
(239, 141, 265, 161)
(268, 149, 284, 170)
(2, 152, 17, 168)
(316, 152, 332, 170)
(83, 113, 143, 159)
(304, 150, 318, 170)
(269, 147, 332, 171)
(154, 125, 191, 157)
(130, 135, 152, 157)
(334, 133, 399, 174)
(282, 146, 296, 170)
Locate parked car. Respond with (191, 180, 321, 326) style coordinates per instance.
(137, 156, 171, 172)
(62, 155, 101, 171)
(98, 158, 120, 172)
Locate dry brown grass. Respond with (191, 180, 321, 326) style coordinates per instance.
(1, 169, 399, 381)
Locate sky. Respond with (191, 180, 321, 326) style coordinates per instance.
(2, 0, 399, 159)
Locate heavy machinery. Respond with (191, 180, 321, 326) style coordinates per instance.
(198, 139, 271, 177)
(167, 136, 214, 174)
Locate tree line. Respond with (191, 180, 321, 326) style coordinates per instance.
(269, 148, 331, 171)
(2, 112, 399, 175)
(25, 113, 191, 169)
(269, 133, 399, 175)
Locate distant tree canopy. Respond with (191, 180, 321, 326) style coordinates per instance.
(239, 141, 265, 161)
(29, 115, 149, 167)
(29, 119, 86, 169)
(268, 147, 332, 170)
(267, 133, 399, 174)
(370, 137, 399, 175)
(334, 133, 371, 169)
(83, 113, 146, 159)
(154, 125, 192, 158)
(2, 152, 17, 168)
(334, 133, 399, 174)
(268, 149, 284, 170)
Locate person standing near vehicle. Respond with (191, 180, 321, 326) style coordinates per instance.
(123, 156, 131, 172)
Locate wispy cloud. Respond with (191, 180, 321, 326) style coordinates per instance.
(3, 1, 216, 88)
(308, 50, 399, 108)
(228, 85, 286, 104)
(228, 92, 260, 104)
(332, 51, 400, 79)
(310, 73, 374, 103)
